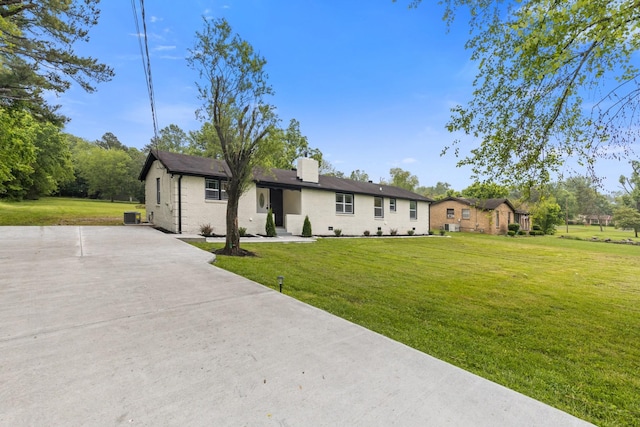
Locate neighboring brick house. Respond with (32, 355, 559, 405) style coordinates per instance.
(430, 197, 530, 235)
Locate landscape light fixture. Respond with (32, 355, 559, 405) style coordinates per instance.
(277, 275, 284, 293)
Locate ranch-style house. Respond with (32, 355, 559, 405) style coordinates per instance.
(430, 196, 530, 235)
(139, 150, 433, 236)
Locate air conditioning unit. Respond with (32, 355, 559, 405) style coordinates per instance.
(124, 211, 141, 225)
(445, 223, 459, 232)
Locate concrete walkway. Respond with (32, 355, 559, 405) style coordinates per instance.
(0, 226, 592, 426)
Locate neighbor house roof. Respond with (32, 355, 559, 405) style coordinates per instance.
(139, 150, 432, 202)
(431, 196, 517, 212)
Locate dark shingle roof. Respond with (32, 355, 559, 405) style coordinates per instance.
(139, 150, 230, 180)
(431, 196, 515, 211)
(140, 150, 432, 202)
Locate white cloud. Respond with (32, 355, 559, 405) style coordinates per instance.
(154, 45, 176, 51)
(402, 157, 418, 164)
(158, 55, 183, 61)
(150, 16, 162, 23)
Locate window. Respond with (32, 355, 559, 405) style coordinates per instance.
(496, 211, 500, 228)
(156, 178, 160, 204)
(336, 193, 354, 214)
(410, 200, 417, 220)
(389, 198, 396, 212)
(374, 197, 383, 218)
(447, 208, 455, 219)
(462, 209, 470, 220)
(205, 178, 228, 200)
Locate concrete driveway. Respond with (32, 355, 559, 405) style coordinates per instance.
(0, 226, 592, 426)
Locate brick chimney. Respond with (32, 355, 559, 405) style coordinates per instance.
(296, 157, 319, 183)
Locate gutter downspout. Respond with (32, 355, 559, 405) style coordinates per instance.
(178, 175, 183, 234)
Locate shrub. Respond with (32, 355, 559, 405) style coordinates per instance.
(439, 229, 446, 236)
(508, 223, 520, 233)
(363, 230, 370, 236)
(407, 230, 415, 236)
(532, 224, 542, 231)
(428, 230, 435, 235)
(376, 230, 383, 236)
(518, 230, 526, 235)
(265, 209, 277, 237)
(507, 230, 516, 237)
(334, 228, 342, 237)
(302, 215, 312, 237)
(390, 228, 398, 236)
(200, 223, 213, 237)
(239, 227, 247, 237)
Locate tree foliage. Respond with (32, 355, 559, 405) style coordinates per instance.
(185, 122, 223, 158)
(405, 0, 640, 186)
(388, 167, 419, 191)
(349, 169, 370, 182)
(531, 197, 563, 235)
(95, 132, 127, 151)
(618, 160, 640, 210)
(0, 107, 73, 199)
(263, 118, 322, 169)
(319, 159, 344, 178)
(613, 205, 640, 237)
(461, 181, 509, 199)
(63, 132, 144, 202)
(76, 143, 133, 202)
(417, 181, 454, 199)
(0, 0, 114, 122)
(145, 124, 192, 154)
(188, 17, 279, 255)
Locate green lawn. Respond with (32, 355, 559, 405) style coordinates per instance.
(558, 224, 638, 240)
(193, 234, 640, 426)
(0, 197, 145, 225)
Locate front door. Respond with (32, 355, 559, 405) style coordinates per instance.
(269, 189, 284, 227)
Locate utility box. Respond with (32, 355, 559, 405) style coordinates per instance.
(445, 223, 460, 232)
(124, 211, 141, 225)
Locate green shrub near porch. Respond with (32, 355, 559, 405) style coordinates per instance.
(265, 208, 276, 237)
(302, 215, 312, 237)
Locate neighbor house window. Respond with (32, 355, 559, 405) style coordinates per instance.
(205, 178, 228, 200)
(374, 197, 383, 218)
(336, 193, 354, 214)
(389, 198, 396, 212)
(447, 208, 455, 219)
(462, 209, 470, 220)
(156, 178, 160, 204)
(410, 200, 417, 220)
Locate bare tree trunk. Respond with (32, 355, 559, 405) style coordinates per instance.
(222, 188, 241, 255)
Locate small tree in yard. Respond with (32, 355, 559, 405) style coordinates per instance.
(614, 206, 640, 238)
(265, 209, 277, 237)
(302, 215, 312, 237)
(188, 18, 279, 255)
(532, 197, 563, 235)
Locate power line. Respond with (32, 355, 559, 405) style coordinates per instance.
(131, 0, 159, 145)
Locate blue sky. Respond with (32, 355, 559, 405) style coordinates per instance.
(58, 1, 631, 193)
